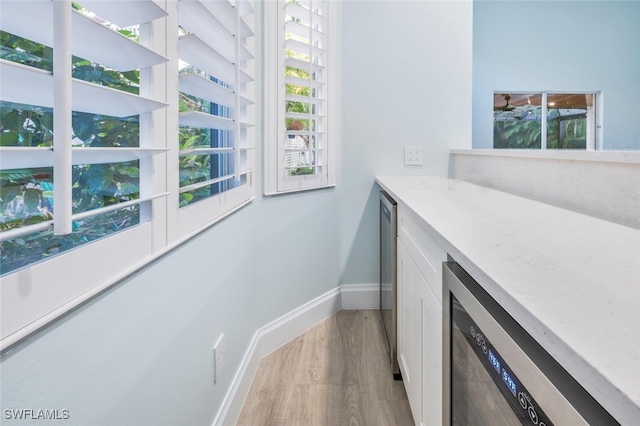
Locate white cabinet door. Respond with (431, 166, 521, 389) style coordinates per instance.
(398, 228, 444, 426)
(420, 267, 442, 426)
(398, 239, 422, 425)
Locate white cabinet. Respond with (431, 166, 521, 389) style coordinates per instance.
(397, 206, 446, 426)
(398, 239, 423, 421)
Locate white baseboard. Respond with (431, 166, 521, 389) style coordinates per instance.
(213, 284, 381, 425)
(341, 283, 381, 309)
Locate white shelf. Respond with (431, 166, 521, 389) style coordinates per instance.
(80, 0, 168, 28)
(0, 147, 168, 170)
(1, 59, 168, 117)
(0, 2, 167, 71)
(179, 73, 252, 107)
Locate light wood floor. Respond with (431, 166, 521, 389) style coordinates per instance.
(237, 310, 414, 426)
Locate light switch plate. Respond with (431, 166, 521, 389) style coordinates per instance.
(404, 146, 423, 165)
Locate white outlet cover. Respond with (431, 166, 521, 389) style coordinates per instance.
(404, 146, 423, 165)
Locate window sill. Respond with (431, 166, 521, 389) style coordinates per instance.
(264, 183, 336, 197)
(450, 149, 640, 164)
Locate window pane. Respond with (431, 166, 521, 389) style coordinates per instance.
(0, 205, 139, 275)
(180, 175, 245, 207)
(0, 101, 54, 147)
(493, 94, 542, 149)
(73, 161, 140, 214)
(0, 167, 53, 231)
(0, 30, 53, 72)
(0, 160, 140, 276)
(546, 94, 594, 149)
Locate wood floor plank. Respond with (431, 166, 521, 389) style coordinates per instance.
(237, 310, 414, 426)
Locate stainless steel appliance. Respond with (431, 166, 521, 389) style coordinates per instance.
(443, 262, 618, 426)
(380, 190, 401, 379)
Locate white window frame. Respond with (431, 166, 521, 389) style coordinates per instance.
(170, 0, 257, 240)
(492, 91, 601, 151)
(0, 0, 256, 350)
(264, 0, 339, 195)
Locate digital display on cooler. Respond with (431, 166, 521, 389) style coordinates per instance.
(502, 369, 517, 396)
(488, 349, 501, 373)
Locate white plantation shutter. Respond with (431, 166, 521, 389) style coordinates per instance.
(0, 0, 169, 240)
(177, 0, 255, 237)
(0, 0, 168, 342)
(265, 0, 334, 194)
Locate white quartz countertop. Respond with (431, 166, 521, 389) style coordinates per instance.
(376, 176, 640, 426)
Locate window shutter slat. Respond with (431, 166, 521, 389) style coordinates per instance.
(72, 193, 168, 221)
(179, 73, 253, 108)
(0, 60, 167, 117)
(238, 0, 255, 17)
(79, 0, 168, 27)
(285, 75, 324, 89)
(285, 93, 325, 104)
(0, 147, 168, 171)
(0, 59, 52, 107)
(0, 222, 53, 244)
(179, 34, 254, 86)
(285, 39, 325, 56)
(180, 148, 235, 156)
(285, 20, 324, 42)
(72, 80, 168, 117)
(285, 112, 323, 120)
(184, 0, 254, 39)
(0, 2, 168, 72)
(72, 10, 167, 71)
(179, 1, 254, 65)
(285, 1, 325, 24)
(179, 111, 236, 132)
(285, 57, 325, 73)
(179, 112, 253, 132)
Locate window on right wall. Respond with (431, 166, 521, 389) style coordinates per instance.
(493, 93, 597, 150)
(264, 0, 336, 195)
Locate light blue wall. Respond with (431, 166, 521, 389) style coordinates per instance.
(0, 2, 472, 425)
(473, 0, 640, 150)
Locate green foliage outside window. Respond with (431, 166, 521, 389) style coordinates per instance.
(0, 28, 142, 275)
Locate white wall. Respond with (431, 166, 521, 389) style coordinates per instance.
(472, 0, 640, 150)
(338, 0, 473, 284)
(0, 2, 472, 425)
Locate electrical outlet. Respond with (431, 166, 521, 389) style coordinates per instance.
(404, 146, 423, 165)
(213, 334, 225, 384)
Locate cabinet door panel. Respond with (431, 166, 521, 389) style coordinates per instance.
(419, 268, 443, 426)
(398, 239, 422, 425)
